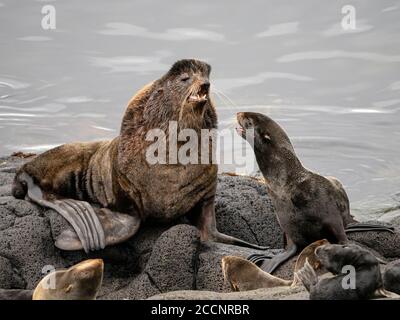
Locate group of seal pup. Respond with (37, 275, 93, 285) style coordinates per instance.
(222, 240, 400, 300)
(3, 59, 399, 300)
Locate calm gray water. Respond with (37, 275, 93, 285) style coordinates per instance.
(0, 0, 399, 218)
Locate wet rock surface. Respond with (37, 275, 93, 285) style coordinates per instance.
(0, 155, 399, 300)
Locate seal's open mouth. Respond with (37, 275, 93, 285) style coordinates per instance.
(188, 83, 209, 104)
(235, 112, 246, 136)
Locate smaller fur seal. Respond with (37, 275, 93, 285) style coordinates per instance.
(33, 259, 104, 300)
(0, 259, 103, 300)
(222, 256, 292, 291)
(296, 243, 398, 300)
(236, 112, 394, 273)
(222, 239, 329, 291)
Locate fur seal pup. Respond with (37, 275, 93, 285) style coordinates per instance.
(221, 239, 329, 291)
(382, 260, 400, 294)
(236, 112, 394, 273)
(33, 259, 104, 300)
(12, 60, 265, 253)
(296, 244, 398, 300)
(222, 256, 292, 291)
(0, 259, 104, 300)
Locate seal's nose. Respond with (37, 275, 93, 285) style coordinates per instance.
(200, 81, 210, 92)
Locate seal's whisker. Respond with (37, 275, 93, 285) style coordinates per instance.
(212, 89, 232, 107)
(213, 87, 239, 108)
(211, 91, 230, 107)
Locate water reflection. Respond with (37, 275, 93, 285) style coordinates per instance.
(0, 0, 399, 215)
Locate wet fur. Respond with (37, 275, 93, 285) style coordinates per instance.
(296, 244, 382, 300)
(13, 60, 217, 223)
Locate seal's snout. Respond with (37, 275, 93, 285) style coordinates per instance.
(188, 80, 209, 105)
(235, 113, 245, 136)
(200, 81, 210, 94)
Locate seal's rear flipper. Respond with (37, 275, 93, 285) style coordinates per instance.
(250, 244, 298, 274)
(373, 288, 400, 299)
(295, 258, 318, 292)
(19, 172, 140, 253)
(345, 222, 395, 234)
(247, 253, 273, 266)
(212, 232, 269, 250)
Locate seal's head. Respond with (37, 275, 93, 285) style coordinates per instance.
(33, 259, 104, 300)
(236, 112, 301, 182)
(236, 112, 293, 154)
(315, 244, 378, 275)
(144, 59, 216, 130)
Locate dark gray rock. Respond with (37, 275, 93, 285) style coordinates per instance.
(145, 224, 200, 293)
(0, 185, 11, 197)
(348, 224, 400, 259)
(215, 175, 283, 248)
(148, 286, 309, 300)
(0, 256, 26, 289)
(100, 273, 160, 300)
(1, 155, 400, 300)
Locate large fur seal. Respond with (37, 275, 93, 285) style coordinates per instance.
(221, 239, 329, 291)
(296, 244, 398, 300)
(0, 259, 104, 300)
(236, 112, 394, 273)
(11, 60, 265, 253)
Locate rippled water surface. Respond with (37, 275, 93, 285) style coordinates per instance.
(0, 0, 399, 216)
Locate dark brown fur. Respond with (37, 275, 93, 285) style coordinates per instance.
(237, 112, 393, 273)
(296, 244, 382, 300)
(13, 60, 216, 223)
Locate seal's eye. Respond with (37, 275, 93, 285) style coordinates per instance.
(180, 74, 190, 82)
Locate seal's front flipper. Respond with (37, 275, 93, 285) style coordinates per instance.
(345, 222, 395, 234)
(196, 195, 269, 250)
(254, 244, 298, 274)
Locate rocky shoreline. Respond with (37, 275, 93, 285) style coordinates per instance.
(1, 155, 399, 300)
